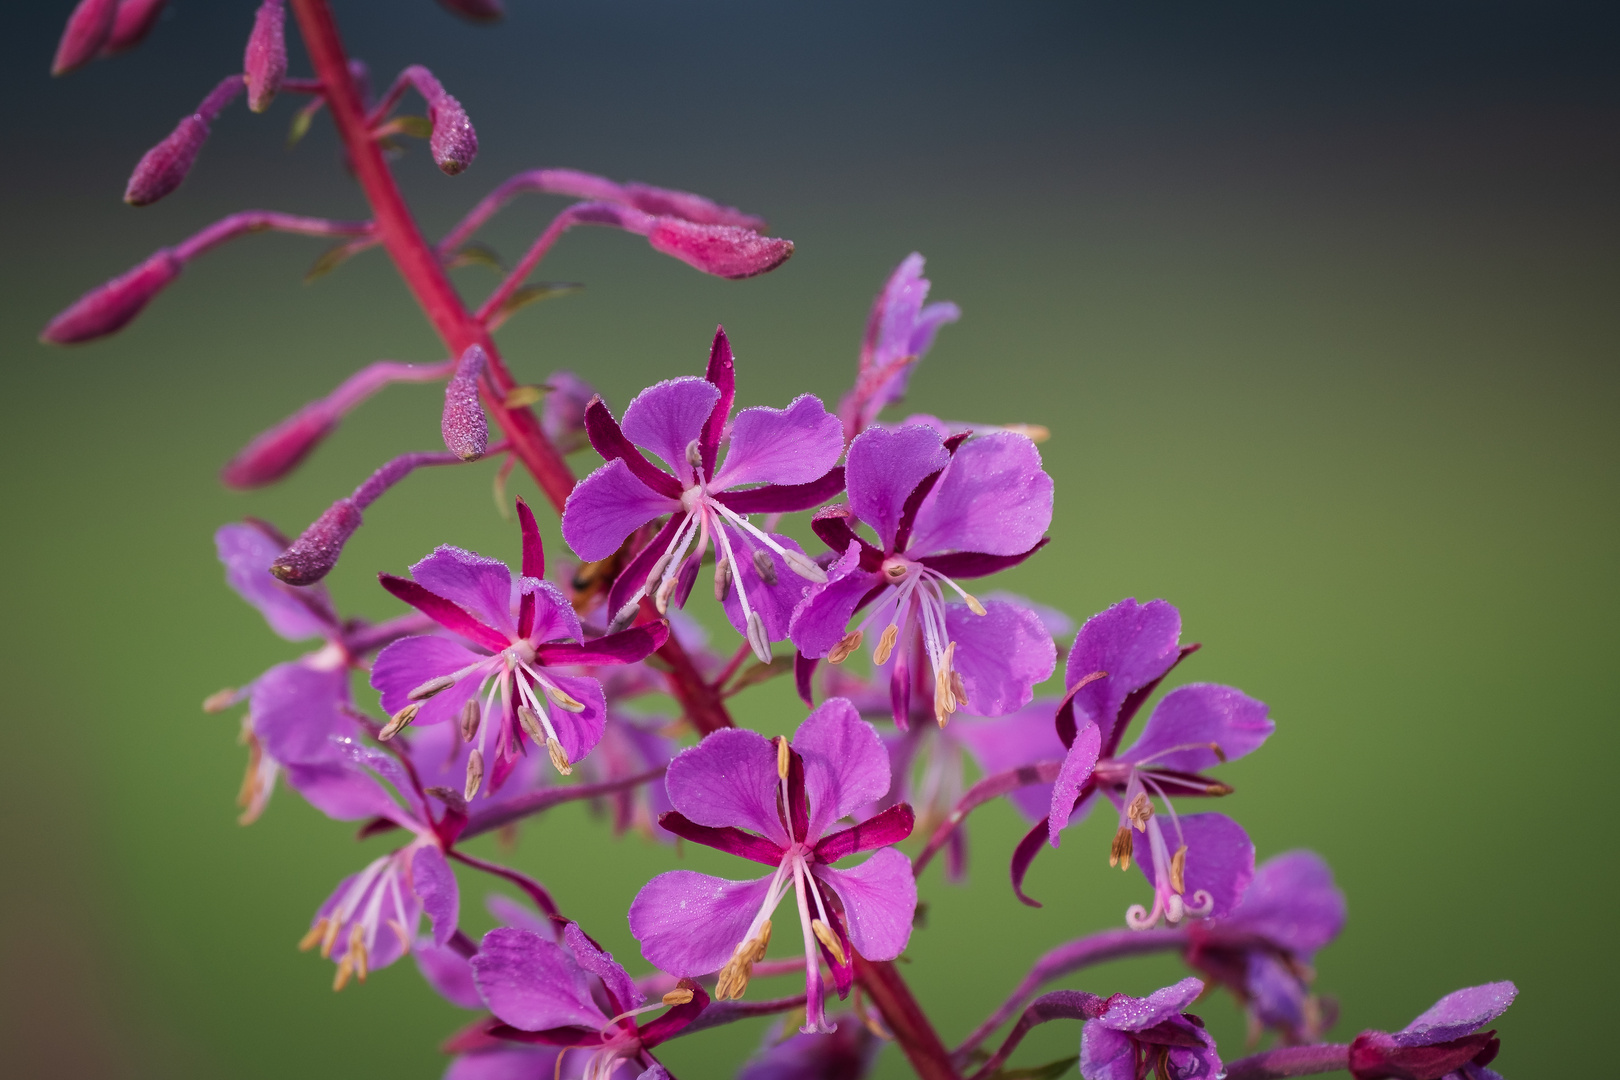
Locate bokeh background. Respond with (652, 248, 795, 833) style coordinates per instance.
(2, 1, 1615, 1076)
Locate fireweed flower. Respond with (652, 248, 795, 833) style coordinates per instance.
(737, 1013, 880, 1080)
(371, 499, 669, 799)
(1348, 982, 1516, 1080)
(1079, 978, 1222, 1080)
(837, 253, 961, 439)
(1184, 850, 1346, 1043)
(1033, 599, 1271, 928)
(790, 423, 1054, 728)
(629, 698, 918, 1034)
(562, 326, 846, 662)
(466, 922, 708, 1080)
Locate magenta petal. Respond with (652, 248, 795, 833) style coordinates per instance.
(629, 870, 775, 977)
(793, 698, 892, 840)
(411, 547, 518, 638)
(1047, 722, 1102, 845)
(1395, 982, 1518, 1047)
(562, 923, 644, 1013)
(250, 661, 355, 765)
(414, 941, 483, 1009)
(1124, 683, 1273, 771)
(947, 600, 1055, 717)
(534, 622, 668, 667)
(562, 458, 680, 562)
(951, 700, 1067, 821)
(1066, 598, 1183, 746)
(1138, 813, 1254, 920)
(717, 529, 816, 646)
(621, 377, 720, 484)
(540, 673, 609, 763)
(1223, 851, 1346, 955)
(713, 467, 846, 514)
(410, 845, 459, 947)
(380, 574, 511, 653)
(1098, 977, 1206, 1031)
(814, 803, 914, 863)
(788, 543, 884, 658)
(518, 578, 582, 645)
(813, 848, 915, 962)
(659, 812, 784, 865)
(904, 432, 1053, 557)
(472, 928, 606, 1031)
(447, 1048, 569, 1080)
(284, 762, 411, 826)
(372, 636, 487, 720)
(216, 524, 333, 640)
(845, 425, 950, 550)
(1078, 1022, 1138, 1080)
(664, 728, 790, 846)
(711, 395, 845, 490)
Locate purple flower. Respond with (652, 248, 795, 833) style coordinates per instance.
(1029, 599, 1271, 928)
(837, 254, 961, 439)
(51, 0, 120, 76)
(371, 500, 669, 800)
(1347, 982, 1515, 1080)
(737, 1013, 881, 1080)
(628, 698, 917, 1034)
(1185, 851, 1347, 1042)
(561, 326, 846, 662)
(790, 423, 1054, 728)
(1079, 978, 1223, 1080)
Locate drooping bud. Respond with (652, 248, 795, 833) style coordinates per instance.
(243, 0, 288, 113)
(546, 737, 572, 776)
(378, 703, 419, 741)
(623, 182, 768, 231)
(125, 75, 244, 206)
(752, 549, 778, 587)
(441, 345, 489, 459)
(40, 249, 182, 344)
(270, 498, 362, 586)
(51, 0, 119, 76)
(811, 919, 847, 966)
(464, 748, 485, 800)
(101, 0, 169, 57)
(435, 0, 504, 21)
(646, 218, 793, 279)
(222, 401, 339, 488)
(459, 699, 480, 742)
(828, 630, 863, 665)
(388, 67, 477, 175)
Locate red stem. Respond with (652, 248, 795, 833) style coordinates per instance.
(854, 956, 960, 1080)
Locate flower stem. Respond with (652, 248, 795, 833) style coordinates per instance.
(854, 955, 959, 1080)
(1223, 1044, 1351, 1079)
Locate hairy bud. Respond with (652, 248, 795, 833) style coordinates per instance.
(101, 0, 169, 57)
(427, 93, 477, 175)
(441, 345, 489, 460)
(40, 249, 181, 344)
(646, 218, 793, 279)
(243, 0, 288, 113)
(222, 402, 338, 489)
(125, 76, 244, 206)
(622, 182, 768, 231)
(52, 0, 119, 76)
(435, 0, 504, 21)
(270, 498, 362, 586)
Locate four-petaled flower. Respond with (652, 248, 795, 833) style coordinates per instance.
(562, 326, 846, 661)
(1079, 977, 1223, 1080)
(836, 252, 961, 439)
(372, 499, 669, 799)
(790, 423, 1054, 727)
(628, 698, 918, 1034)
(1348, 982, 1516, 1080)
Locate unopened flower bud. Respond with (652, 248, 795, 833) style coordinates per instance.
(125, 76, 243, 206)
(100, 0, 169, 57)
(751, 549, 778, 587)
(40, 249, 182, 344)
(378, 703, 419, 741)
(52, 0, 119, 76)
(441, 345, 489, 460)
(270, 498, 362, 586)
(221, 401, 339, 489)
(623, 182, 767, 231)
(646, 218, 793, 279)
(243, 0, 288, 113)
(435, 0, 504, 22)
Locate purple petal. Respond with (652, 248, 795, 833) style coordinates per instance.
(793, 698, 892, 840)
(562, 458, 681, 562)
(737, 1020, 879, 1080)
(713, 467, 846, 514)
(629, 870, 775, 977)
(519, 578, 583, 645)
(659, 812, 785, 865)
(903, 432, 1052, 557)
(284, 762, 411, 826)
(1221, 850, 1345, 955)
(250, 661, 355, 765)
(414, 941, 483, 1009)
(788, 543, 885, 658)
(216, 524, 333, 640)
(1138, 813, 1254, 920)
(813, 848, 915, 961)
(562, 923, 644, 1013)
(534, 622, 668, 668)
(1096, 977, 1206, 1032)
(951, 700, 1066, 821)
(947, 600, 1056, 718)
(983, 590, 1076, 641)
(379, 574, 512, 653)
(664, 727, 790, 846)
(584, 396, 684, 498)
(1245, 951, 1311, 1033)
(1066, 598, 1183, 748)
(718, 528, 816, 645)
(411, 547, 517, 638)
(1079, 1022, 1138, 1080)
(472, 928, 606, 1031)
(712, 395, 845, 491)
(1123, 684, 1273, 771)
(1395, 982, 1518, 1047)
(487, 894, 557, 937)
(447, 1047, 569, 1080)
(1047, 722, 1102, 845)
(621, 377, 720, 484)
(844, 425, 950, 551)
(411, 845, 460, 947)
(536, 673, 609, 764)
(814, 803, 914, 863)
(372, 636, 488, 725)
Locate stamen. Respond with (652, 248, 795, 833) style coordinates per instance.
(1170, 845, 1188, 894)
(828, 629, 863, 664)
(684, 438, 702, 469)
(546, 736, 573, 776)
(320, 912, 341, 957)
(464, 748, 484, 800)
(873, 623, 899, 665)
(1110, 826, 1134, 871)
(203, 687, 241, 713)
(459, 699, 480, 742)
(933, 572, 986, 615)
(1126, 791, 1154, 830)
(407, 674, 458, 701)
(745, 611, 772, 665)
(387, 919, 412, 954)
(780, 549, 826, 582)
(950, 670, 968, 707)
(1204, 781, 1235, 796)
(333, 955, 354, 991)
(662, 987, 694, 1006)
(543, 684, 585, 713)
(349, 925, 369, 982)
(714, 557, 732, 601)
(715, 919, 771, 1000)
(752, 549, 778, 586)
(517, 706, 546, 744)
(654, 574, 680, 614)
(378, 703, 419, 741)
(706, 500, 827, 583)
(933, 641, 958, 727)
(298, 919, 328, 952)
(884, 562, 908, 581)
(776, 736, 790, 781)
(811, 919, 847, 966)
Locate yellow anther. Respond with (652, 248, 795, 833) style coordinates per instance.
(1170, 845, 1188, 894)
(503, 385, 546, 408)
(547, 737, 573, 776)
(661, 987, 695, 1006)
(464, 748, 485, 800)
(333, 956, 354, 992)
(388, 919, 413, 954)
(1126, 791, 1154, 830)
(873, 624, 899, 666)
(202, 688, 238, 713)
(828, 629, 863, 665)
(546, 685, 586, 713)
(298, 918, 328, 952)
(517, 706, 546, 743)
(961, 591, 986, 616)
(1110, 826, 1134, 871)
(319, 914, 341, 958)
(811, 919, 847, 966)
(349, 926, 369, 982)
(379, 703, 419, 741)
(776, 736, 790, 781)
(1001, 423, 1050, 444)
(714, 920, 771, 1000)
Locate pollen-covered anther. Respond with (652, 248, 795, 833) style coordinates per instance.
(1204, 781, 1235, 796)
(661, 987, 695, 1006)
(882, 562, 908, 582)
(464, 748, 484, 799)
(459, 699, 480, 742)
(1126, 791, 1154, 830)
(378, 703, 420, 741)
(811, 919, 847, 966)
(873, 623, 899, 665)
(202, 688, 240, 713)
(950, 670, 968, 707)
(933, 641, 959, 726)
(745, 611, 772, 664)
(775, 736, 790, 781)
(517, 706, 546, 743)
(1110, 826, 1134, 871)
(714, 557, 732, 601)
(1169, 845, 1188, 894)
(1209, 742, 1227, 763)
(715, 920, 771, 1000)
(684, 438, 703, 469)
(298, 918, 328, 952)
(654, 572, 680, 614)
(349, 925, 369, 982)
(961, 590, 986, 616)
(781, 549, 827, 583)
(752, 549, 778, 586)
(546, 736, 573, 776)
(333, 955, 354, 992)
(545, 685, 586, 713)
(828, 629, 863, 665)
(407, 674, 457, 701)
(1001, 423, 1050, 444)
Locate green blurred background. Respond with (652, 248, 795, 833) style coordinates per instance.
(2, 1, 1615, 1076)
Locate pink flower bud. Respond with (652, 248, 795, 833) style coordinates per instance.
(221, 402, 338, 489)
(243, 0, 287, 114)
(39, 249, 181, 344)
(646, 218, 794, 279)
(441, 345, 489, 460)
(51, 0, 119, 76)
(435, 0, 504, 21)
(124, 76, 243, 206)
(270, 498, 362, 586)
(100, 0, 169, 57)
(428, 93, 478, 176)
(622, 183, 768, 231)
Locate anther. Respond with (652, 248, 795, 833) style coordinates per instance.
(745, 611, 772, 664)
(781, 549, 827, 583)
(811, 919, 847, 966)
(545, 685, 586, 713)
(459, 699, 480, 742)
(684, 438, 703, 469)
(1110, 826, 1134, 871)
(1209, 742, 1227, 763)
(662, 987, 695, 1006)
(949, 670, 968, 707)
(828, 629, 863, 665)
(388, 919, 412, 954)
(298, 919, 328, 952)
(655, 573, 679, 614)
(752, 549, 778, 586)
(883, 562, 908, 582)
(715, 920, 771, 999)
(960, 591, 986, 616)
(517, 706, 546, 743)
(775, 736, 790, 781)
(349, 925, 369, 982)
(1126, 791, 1153, 830)
(378, 703, 419, 741)
(873, 624, 899, 665)
(464, 748, 484, 800)
(714, 557, 732, 602)
(407, 674, 458, 701)
(1204, 781, 1235, 796)
(202, 688, 240, 713)
(1170, 845, 1188, 894)
(333, 956, 354, 992)
(320, 913, 341, 958)
(546, 736, 573, 776)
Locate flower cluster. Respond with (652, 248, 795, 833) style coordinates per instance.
(43, 3, 1517, 1079)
